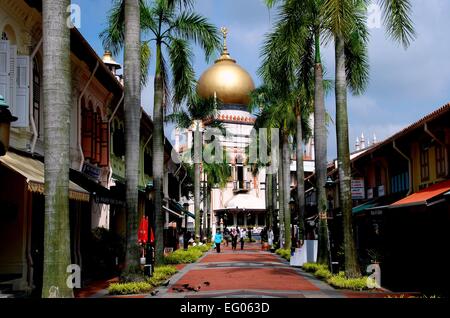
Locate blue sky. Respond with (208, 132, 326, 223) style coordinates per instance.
(74, 0, 450, 160)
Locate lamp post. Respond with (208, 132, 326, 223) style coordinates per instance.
(289, 198, 296, 248)
(324, 176, 337, 273)
(145, 184, 155, 277)
(0, 95, 17, 156)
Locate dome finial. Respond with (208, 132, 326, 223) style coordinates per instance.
(221, 26, 229, 54)
(217, 26, 234, 61)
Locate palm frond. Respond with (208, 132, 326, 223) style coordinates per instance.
(345, 2, 369, 94)
(165, 110, 192, 129)
(140, 41, 151, 86)
(171, 12, 221, 62)
(378, 0, 416, 48)
(168, 37, 195, 107)
(100, 0, 125, 55)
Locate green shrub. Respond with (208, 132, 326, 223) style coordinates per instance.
(164, 246, 204, 264)
(108, 282, 152, 295)
(302, 262, 328, 273)
(147, 265, 178, 287)
(190, 244, 211, 253)
(327, 275, 372, 290)
(110, 265, 178, 294)
(314, 268, 333, 280)
(275, 248, 291, 261)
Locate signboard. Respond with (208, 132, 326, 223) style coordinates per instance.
(351, 178, 365, 200)
(367, 188, 373, 199)
(378, 185, 385, 197)
(82, 162, 101, 181)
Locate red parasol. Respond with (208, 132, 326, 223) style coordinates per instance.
(138, 216, 148, 244)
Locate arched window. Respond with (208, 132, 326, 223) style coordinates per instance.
(94, 107, 102, 163)
(33, 56, 41, 136)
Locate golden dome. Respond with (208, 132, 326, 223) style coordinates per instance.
(197, 28, 255, 105)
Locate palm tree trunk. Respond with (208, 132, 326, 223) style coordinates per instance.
(271, 170, 277, 234)
(282, 130, 291, 250)
(42, 0, 73, 298)
(315, 30, 331, 266)
(123, 0, 141, 270)
(335, 34, 360, 278)
(277, 137, 284, 248)
(207, 185, 212, 242)
(153, 42, 165, 265)
(194, 125, 201, 242)
(265, 172, 273, 229)
(295, 110, 305, 243)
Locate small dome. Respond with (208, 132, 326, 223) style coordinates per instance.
(196, 28, 255, 105)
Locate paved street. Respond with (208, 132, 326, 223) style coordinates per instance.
(151, 243, 346, 298)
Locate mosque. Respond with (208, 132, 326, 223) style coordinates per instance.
(176, 27, 315, 235)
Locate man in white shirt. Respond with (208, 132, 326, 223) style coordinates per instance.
(239, 228, 246, 250)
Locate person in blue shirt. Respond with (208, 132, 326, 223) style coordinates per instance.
(214, 230, 223, 253)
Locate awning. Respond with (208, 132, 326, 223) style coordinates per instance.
(352, 200, 378, 214)
(163, 205, 183, 218)
(390, 180, 450, 208)
(0, 152, 90, 202)
(169, 199, 195, 218)
(70, 169, 126, 206)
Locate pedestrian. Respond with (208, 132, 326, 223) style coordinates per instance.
(183, 230, 190, 250)
(214, 230, 223, 253)
(224, 226, 230, 247)
(231, 228, 238, 251)
(240, 227, 246, 250)
(268, 227, 274, 249)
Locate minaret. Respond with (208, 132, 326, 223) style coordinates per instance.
(373, 133, 377, 145)
(102, 51, 122, 83)
(355, 137, 360, 151)
(360, 133, 365, 149)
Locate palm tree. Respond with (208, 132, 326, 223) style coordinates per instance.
(123, 0, 142, 271)
(166, 95, 221, 243)
(203, 152, 232, 241)
(322, 0, 415, 277)
(102, 0, 220, 264)
(264, 0, 330, 261)
(41, 0, 73, 298)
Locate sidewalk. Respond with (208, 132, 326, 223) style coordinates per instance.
(152, 242, 344, 298)
(76, 243, 419, 298)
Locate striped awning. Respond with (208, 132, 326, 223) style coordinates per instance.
(0, 152, 90, 202)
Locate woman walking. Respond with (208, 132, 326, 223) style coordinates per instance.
(214, 230, 223, 253)
(231, 228, 238, 251)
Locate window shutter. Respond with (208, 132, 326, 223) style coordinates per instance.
(0, 40, 10, 105)
(14, 55, 29, 127)
(82, 109, 93, 159)
(9, 45, 16, 116)
(99, 122, 109, 167)
(96, 115, 101, 163)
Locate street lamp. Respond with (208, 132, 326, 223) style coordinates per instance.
(0, 95, 17, 156)
(289, 198, 296, 248)
(323, 176, 336, 273)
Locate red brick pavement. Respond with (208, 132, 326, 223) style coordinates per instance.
(200, 253, 282, 263)
(169, 267, 320, 293)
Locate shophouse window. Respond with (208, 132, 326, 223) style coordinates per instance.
(112, 121, 125, 157)
(436, 145, 446, 178)
(81, 101, 108, 166)
(144, 151, 152, 176)
(420, 145, 430, 181)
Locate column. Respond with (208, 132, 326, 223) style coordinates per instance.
(255, 214, 259, 227)
(233, 213, 237, 227)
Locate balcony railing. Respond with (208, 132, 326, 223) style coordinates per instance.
(233, 180, 251, 192)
